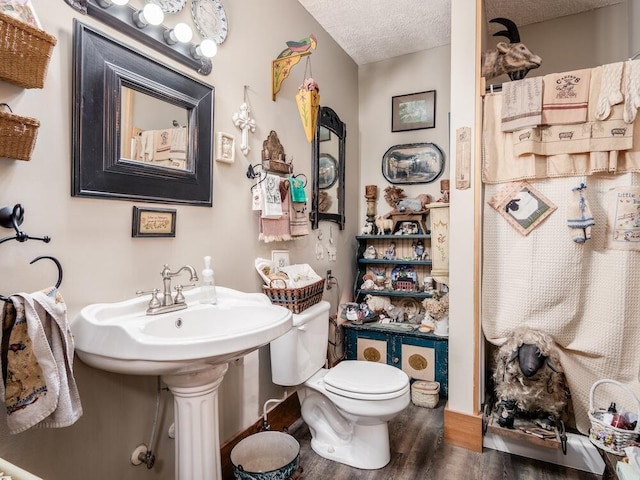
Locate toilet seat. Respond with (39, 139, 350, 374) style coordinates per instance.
(323, 361, 409, 400)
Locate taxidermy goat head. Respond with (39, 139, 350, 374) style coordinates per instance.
(481, 18, 542, 81)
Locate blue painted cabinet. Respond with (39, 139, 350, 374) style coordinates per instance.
(343, 322, 448, 397)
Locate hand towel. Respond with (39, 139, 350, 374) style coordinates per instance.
(259, 186, 292, 242)
(542, 69, 591, 125)
(595, 62, 624, 120)
(623, 60, 640, 124)
(154, 129, 172, 161)
(139, 130, 154, 161)
(289, 176, 307, 203)
(567, 183, 595, 243)
(289, 200, 309, 238)
(501, 76, 543, 132)
(1, 288, 81, 433)
(251, 178, 263, 211)
(28, 288, 82, 430)
(260, 174, 283, 219)
(169, 127, 187, 161)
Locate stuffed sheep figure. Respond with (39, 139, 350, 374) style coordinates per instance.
(492, 326, 570, 429)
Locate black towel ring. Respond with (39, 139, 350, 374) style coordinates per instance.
(0, 255, 63, 303)
(30, 256, 63, 289)
(290, 173, 307, 188)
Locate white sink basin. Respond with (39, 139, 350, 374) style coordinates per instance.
(72, 286, 293, 375)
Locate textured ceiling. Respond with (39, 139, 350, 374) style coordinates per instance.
(298, 0, 623, 65)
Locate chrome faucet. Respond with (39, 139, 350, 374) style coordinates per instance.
(137, 264, 199, 315)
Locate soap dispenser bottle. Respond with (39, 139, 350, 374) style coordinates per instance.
(200, 256, 217, 304)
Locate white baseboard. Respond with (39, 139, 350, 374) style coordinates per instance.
(483, 431, 606, 475)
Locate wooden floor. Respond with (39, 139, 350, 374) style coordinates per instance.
(287, 401, 606, 480)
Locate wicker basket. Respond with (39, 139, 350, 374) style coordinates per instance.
(411, 381, 440, 408)
(263, 278, 325, 314)
(0, 12, 57, 89)
(0, 104, 39, 161)
(588, 379, 640, 455)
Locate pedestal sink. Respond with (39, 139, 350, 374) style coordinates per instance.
(71, 286, 293, 480)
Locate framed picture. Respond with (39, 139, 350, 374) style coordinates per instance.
(0, 0, 41, 28)
(382, 142, 445, 185)
(391, 90, 436, 132)
(132, 207, 177, 238)
(319, 126, 331, 142)
(215, 132, 235, 164)
(488, 181, 557, 236)
(271, 250, 290, 270)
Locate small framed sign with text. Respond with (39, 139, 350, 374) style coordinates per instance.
(132, 207, 176, 238)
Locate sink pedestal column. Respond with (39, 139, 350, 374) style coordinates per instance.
(162, 363, 229, 480)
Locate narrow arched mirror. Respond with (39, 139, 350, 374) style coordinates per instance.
(310, 106, 345, 230)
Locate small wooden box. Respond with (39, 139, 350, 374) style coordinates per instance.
(411, 381, 440, 408)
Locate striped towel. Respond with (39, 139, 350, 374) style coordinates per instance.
(542, 69, 591, 125)
(501, 77, 543, 132)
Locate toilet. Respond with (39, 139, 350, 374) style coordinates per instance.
(270, 301, 410, 470)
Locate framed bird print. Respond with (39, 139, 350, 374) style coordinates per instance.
(392, 90, 436, 132)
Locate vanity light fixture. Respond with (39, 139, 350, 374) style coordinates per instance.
(191, 38, 218, 59)
(63, 0, 213, 75)
(133, 3, 164, 29)
(164, 22, 193, 45)
(95, 0, 129, 8)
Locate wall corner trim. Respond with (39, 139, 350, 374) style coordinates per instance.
(444, 404, 484, 452)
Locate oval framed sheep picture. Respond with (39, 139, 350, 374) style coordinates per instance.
(382, 142, 445, 185)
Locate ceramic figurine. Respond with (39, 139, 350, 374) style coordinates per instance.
(413, 240, 425, 260)
(360, 278, 376, 290)
(363, 245, 377, 259)
(384, 304, 405, 322)
(340, 302, 360, 321)
(382, 242, 396, 260)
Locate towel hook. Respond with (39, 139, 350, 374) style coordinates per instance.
(0, 204, 51, 245)
(0, 255, 63, 303)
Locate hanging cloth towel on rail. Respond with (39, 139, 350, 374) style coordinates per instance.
(542, 69, 591, 125)
(595, 62, 624, 120)
(500, 76, 543, 132)
(261, 174, 284, 219)
(623, 59, 640, 124)
(259, 182, 292, 243)
(0, 287, 82, 434)
(289, 176, 307, 203)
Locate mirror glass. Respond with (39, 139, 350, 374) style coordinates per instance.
(72, 20, 214, 206)
(120, 87, 190, 171)
(311, 107, 346, 229)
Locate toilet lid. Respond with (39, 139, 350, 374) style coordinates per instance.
(323, 361, 409, 399)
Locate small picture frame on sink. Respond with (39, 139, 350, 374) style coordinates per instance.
(132, 206, 177, 238)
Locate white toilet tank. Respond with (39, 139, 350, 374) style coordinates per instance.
(270, 300, 330, 386)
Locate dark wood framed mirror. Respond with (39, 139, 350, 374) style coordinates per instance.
(72, 20, 214, 206)
(310, 106, 346, 229)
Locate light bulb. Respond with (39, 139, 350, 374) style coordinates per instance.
(96, 0, 129, 7)
(164, 22, 193, 45)
(132, 3, 164, 28)
(192, 38, 217, 59)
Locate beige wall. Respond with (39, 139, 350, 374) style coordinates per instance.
(358, 45, 452, 216)
(0, 1, 358, 478)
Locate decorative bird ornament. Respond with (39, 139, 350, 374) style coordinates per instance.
(278, 34, 317, 58)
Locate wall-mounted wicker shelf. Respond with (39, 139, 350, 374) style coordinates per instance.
(0, 12, 57, 89)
